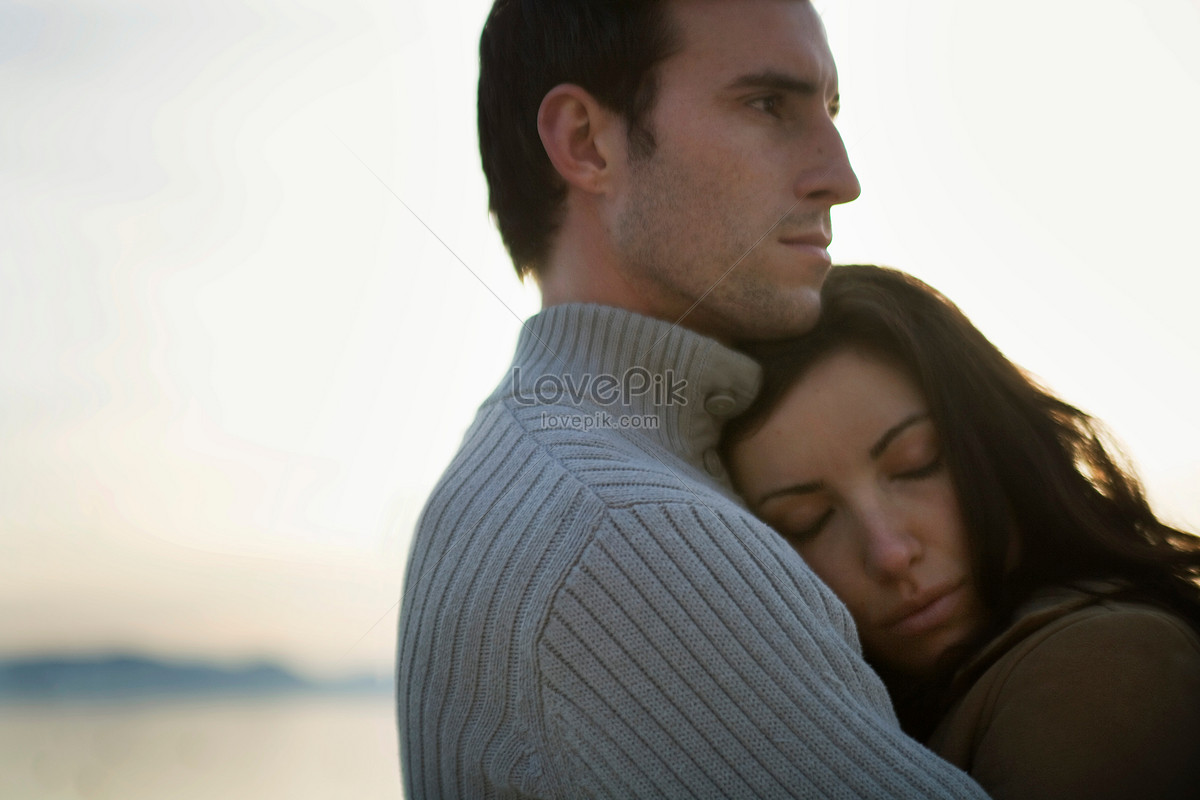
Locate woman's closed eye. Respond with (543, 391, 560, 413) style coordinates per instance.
(769, 500, 833, 543)
(893, 456, 943, 481)
(880, 421, 944, 482)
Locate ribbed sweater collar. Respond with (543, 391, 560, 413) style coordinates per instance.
(505, 303, 762, 485)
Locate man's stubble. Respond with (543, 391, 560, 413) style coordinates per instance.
(612, 147, 827, 344)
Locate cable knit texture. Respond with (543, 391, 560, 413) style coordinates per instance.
(397, 304, 985, 799)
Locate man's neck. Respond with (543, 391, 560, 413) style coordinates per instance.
(535, 217, 735, 345)
(538, 260, 732, 347)
(538, 250, 642, 312)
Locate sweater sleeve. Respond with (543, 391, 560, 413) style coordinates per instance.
(965, 607, 1200, 800)
(535, 501, 988, 799)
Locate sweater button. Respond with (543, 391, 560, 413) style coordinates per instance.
(704, 392, 738, 418)
(703, 449, 725, 478)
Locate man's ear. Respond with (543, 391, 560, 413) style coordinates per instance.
(537, 84, 623, 194)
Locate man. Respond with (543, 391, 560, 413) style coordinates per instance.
(398, 1, 987, 797)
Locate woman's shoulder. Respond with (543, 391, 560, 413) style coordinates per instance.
(951, 584, 1197, 688)
(953, 586, 1200, 713)
(928, 586, 1200, 799)
(1068, 593, 1199, 641)
(999, 596, 1200, 691)
(996, 588, 1198, 671)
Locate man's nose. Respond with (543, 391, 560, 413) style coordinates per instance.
(793, 120, 861, 208)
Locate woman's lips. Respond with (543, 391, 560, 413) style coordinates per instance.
(888, 584, 964, 637)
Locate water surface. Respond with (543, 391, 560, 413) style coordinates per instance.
(0, 694, 401, 799)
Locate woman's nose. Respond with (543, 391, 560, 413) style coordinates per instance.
(859, 505, 923, 581)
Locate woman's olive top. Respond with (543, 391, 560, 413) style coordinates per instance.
(928, 585, 1200, 800)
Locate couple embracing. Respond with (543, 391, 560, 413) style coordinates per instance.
(399, 2, 1200, 798)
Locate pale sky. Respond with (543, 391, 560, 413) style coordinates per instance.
(2, 0, 1198, 679)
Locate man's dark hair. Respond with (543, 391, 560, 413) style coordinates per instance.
(478, 0, 681, 278)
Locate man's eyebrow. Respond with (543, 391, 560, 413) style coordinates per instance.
(869, 413, 930, 459)
(727, 70, 821, 96)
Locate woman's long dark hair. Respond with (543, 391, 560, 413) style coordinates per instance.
(723, 265, 1200, 728)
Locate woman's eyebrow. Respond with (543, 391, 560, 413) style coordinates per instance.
(869, 412, 931, 459)
(755, 478, 822, 509)
(752, 412, 930, 508)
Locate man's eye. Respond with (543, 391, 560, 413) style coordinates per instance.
(750, 95, 784, 117)
(828, 98, 841, 119)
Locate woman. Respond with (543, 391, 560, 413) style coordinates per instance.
(722, 265, 1200, 800)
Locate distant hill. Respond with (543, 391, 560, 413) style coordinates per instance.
(0, 654, 391, 700)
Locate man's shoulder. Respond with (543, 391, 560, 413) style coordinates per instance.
(434, 394, 727, 510)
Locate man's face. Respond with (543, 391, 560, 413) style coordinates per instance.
(611, 0, 860, 343)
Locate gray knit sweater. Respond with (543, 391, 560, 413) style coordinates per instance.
(398, 304, 985, 799)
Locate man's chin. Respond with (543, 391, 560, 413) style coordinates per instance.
(730, 294, 823, 343)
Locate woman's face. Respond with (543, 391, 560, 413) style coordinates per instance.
(728, 349, 986, 677)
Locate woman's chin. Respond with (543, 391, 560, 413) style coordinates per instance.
(870, 628, 981, 680)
